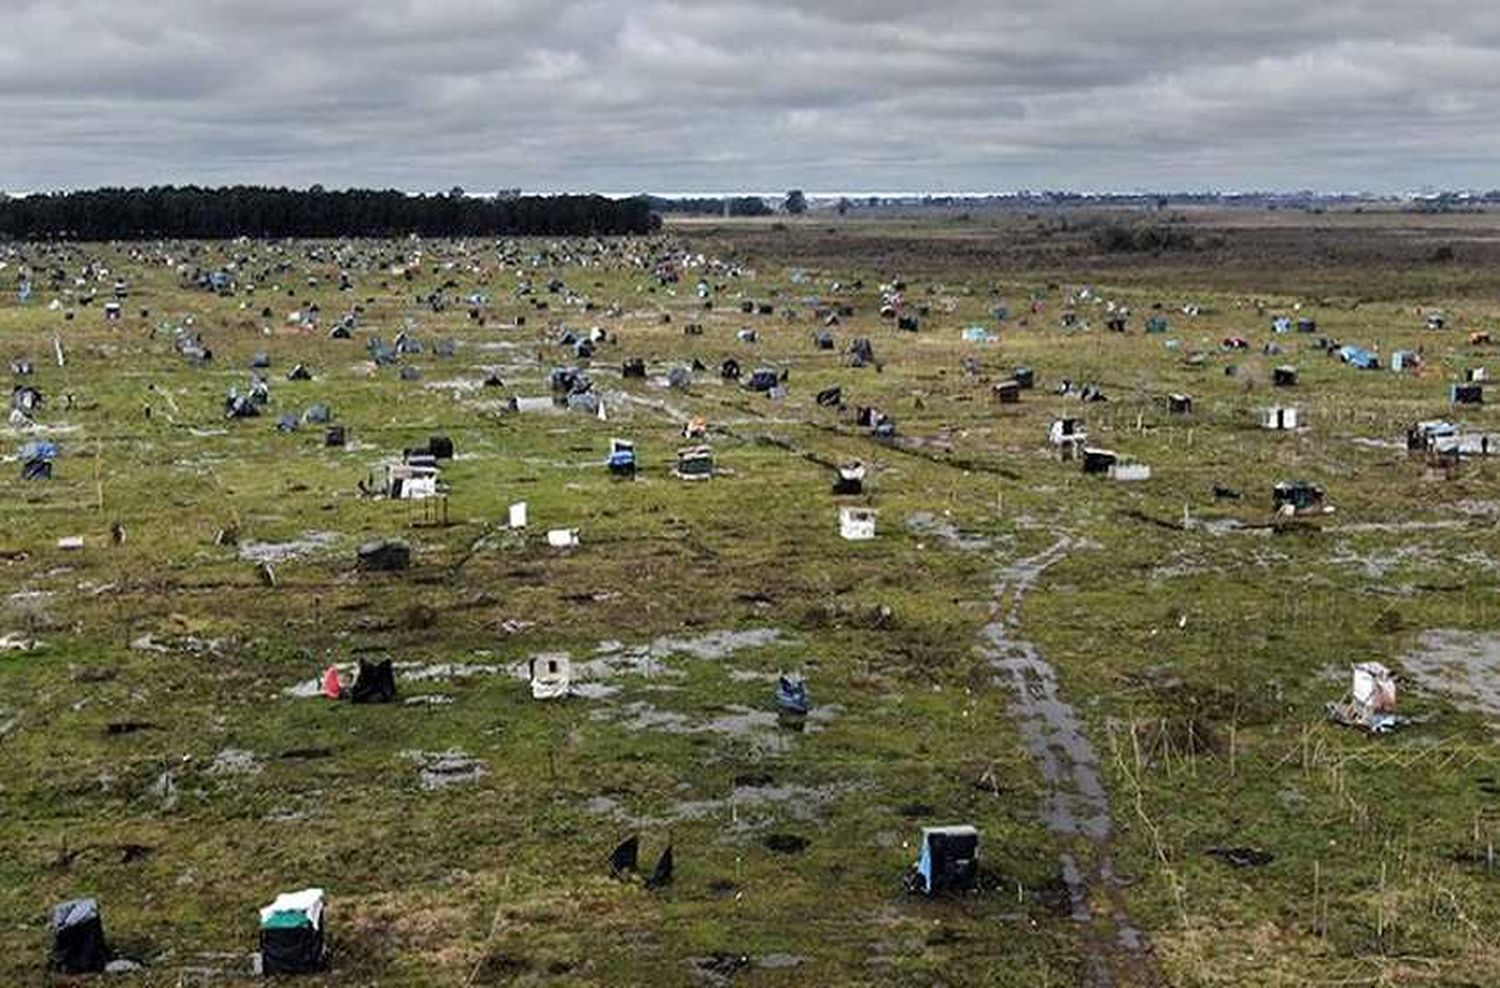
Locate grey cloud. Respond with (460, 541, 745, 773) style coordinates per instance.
(3, 1, 1500, 193)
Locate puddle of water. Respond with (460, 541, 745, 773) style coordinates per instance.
(423, 378, 483, 393)
(399, 661, 504, 682)
(1335, 520, 1465, 533)
(598, 780, 854, 833)
(729, 670, 780, 682)
(285, 631, 789, 707)
(517, 629, 788, 694)
(208, 748, 262, 776)
(905, 511, 993, 551)
(131, 633, 230, 656)
(1329, 541, 1436, 580)
(1404, 630, 1500, 721)
(757, 954, 804, 969)
(1351, 437, 1404, 451)
(647, 628, 784, 661)
(591, 696, 838, 750)
(238, 531, 339, 564)
(402, 749, 487, 790)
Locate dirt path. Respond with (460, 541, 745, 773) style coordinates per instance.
(981, 538, 1161, 988)
(621, 387, 1162, 984)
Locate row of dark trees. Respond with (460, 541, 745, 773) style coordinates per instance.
(0, 186, 659, 240)
(646, 195, 773, 217)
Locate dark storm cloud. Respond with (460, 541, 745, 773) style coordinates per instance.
(3, 0, 1498, 193)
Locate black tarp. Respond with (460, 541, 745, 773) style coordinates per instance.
(609, 835, 639, 878)
(49, 898, 107, 973)
(350, 659, 397, 704)
(260, 925, 326, 975)
(746, 368, 778, 392)
(225, 394, 260, 419)
(1082, 449, 1117, 475)
(832, 466, 863, 496)
(357, 539, 410, 572)
(925, 830, 979, 893)
(645, 845, 674, 889)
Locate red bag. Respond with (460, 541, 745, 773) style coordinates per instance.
(321, 665, 342, 700)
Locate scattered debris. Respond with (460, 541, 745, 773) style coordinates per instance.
(1327, 662, 1401, 733)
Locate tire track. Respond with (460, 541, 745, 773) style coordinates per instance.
(981, 538, 1161, 988)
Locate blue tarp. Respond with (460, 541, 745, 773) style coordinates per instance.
(776, 676, 809, 715)
(20, 440, 57, 462)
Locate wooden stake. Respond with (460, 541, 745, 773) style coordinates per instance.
(1314, 860, 1323, 937)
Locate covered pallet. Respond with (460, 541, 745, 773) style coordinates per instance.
(49, 898, 107, 974)
(259, 888, 327, 975)
(908, 825, 979, 895)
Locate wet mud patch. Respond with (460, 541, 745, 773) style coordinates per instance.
(905, 511, 995, 552)
(594, 780, 856, 835)
(238, 531, 339, 564)
(1404, 630, 1500, 721)
(208, 748, 263, 776)
(401, 749, 487, 790)
(589, 699, 839, 753)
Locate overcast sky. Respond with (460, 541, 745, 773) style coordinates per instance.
(3, 1, 1498, 195)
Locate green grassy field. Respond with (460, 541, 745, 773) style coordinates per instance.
(3, 211, 1500, 986)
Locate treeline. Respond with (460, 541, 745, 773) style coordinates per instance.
(0, 186, 659, 240)
(647, 195, 772, 217)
